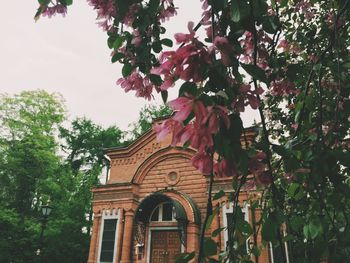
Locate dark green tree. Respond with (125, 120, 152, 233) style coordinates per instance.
(128, 104, 172, 140)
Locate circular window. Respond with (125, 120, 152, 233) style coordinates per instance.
(168, 172, 178, 181)
(165, 171, 180, 185)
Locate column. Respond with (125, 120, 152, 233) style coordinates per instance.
(88, 213, 101, 263)
(115, 209, 124, 263)
(120, 210, 134, 263)
(186, 222, 200, 253)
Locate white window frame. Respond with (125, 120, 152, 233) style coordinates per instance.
(269, 232, 290, 263)
(150, 202, 176, 222)
(97, 208, 120, 263)
(222, 202, 250, 252)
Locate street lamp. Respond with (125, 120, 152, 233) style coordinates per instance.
(36, 203, 53, 260)
(41, 204, 52, 218)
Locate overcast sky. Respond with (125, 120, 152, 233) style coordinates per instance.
(1, 1, 258, 130)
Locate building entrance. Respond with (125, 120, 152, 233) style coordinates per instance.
(150, 230, 181, 263)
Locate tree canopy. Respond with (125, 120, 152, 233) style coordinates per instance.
(0, 90, 172, 263)
(32, 0, 350, 262)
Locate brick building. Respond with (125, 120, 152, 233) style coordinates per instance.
(87, 118, 283, 263)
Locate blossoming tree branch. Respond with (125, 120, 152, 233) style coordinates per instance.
(35, 0, 350, 262)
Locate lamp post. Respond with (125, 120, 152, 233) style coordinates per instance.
(36, 204, 53, 261)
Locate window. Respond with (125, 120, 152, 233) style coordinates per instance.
(269, 233, 290, 263)
(222, 203, 250, 253)
(150, 202, 176, 222)
(100, 219, 117, 263)
(98, 209, 120, 263)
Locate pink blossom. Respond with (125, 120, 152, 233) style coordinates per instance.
(152, 43, 212, 84)
(131, 30, 142, 47)
(153, 119, 183, 143)
(294, 1, 315, 21)
(291, 124, 298, 130)
(232, 83, 262, 112)
(174, 22, 195, 44)
(116, 72, 154, 100)
(168, 95, 194, 122)
(158, 1, 177, 22)
(270, 79, 299, 97)
(41, 5, 67, 18)
(204, 105, 230, 134)
(214, 36, 235, 66)
(123, 3, 140, 26)
(214, 159, 237, 177)
(278, 40, 290, 52)
(192, 152, 213, 175)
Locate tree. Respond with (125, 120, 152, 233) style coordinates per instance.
(35, 1, 350, 262)
(0, 90, 66, 262)
(128, 104, 172, 140)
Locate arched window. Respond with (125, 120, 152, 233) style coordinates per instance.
(150, 202, 176, 222)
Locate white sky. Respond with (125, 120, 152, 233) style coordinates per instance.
(0, 1, 258, 130)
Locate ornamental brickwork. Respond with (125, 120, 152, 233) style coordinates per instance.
(87, 118, 271, 263)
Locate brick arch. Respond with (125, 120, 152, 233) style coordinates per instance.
(132, 146, 196, 185)
(156, 189, 201, 226)
(132, 146, 201, 225)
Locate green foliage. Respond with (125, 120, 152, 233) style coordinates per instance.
(0, 92, 171, 262)
(127, 104, 172, 140)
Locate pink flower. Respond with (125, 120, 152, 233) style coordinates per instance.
(168, 95, 194, 122)
(277, 40, 289, 52)
(214, 36, 235, 66)
(153, 119, 183, 143)
(116, 72, 154, 100)
(131, 30, 142, 47)
(174, 21, 195, 44)
(42, 5, 67, 18)
(192, 152, 213, 175)
(291, 124, 298, 130)
(158, 0, 177, 22)
(152, 42, 212, 84)
(214, 159, 237, 177)
(204, 105, 230, 134)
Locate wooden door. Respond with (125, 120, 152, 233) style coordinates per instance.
(150, 230, 181, 263)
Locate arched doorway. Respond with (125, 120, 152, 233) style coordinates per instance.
(134, 192, 196, 263)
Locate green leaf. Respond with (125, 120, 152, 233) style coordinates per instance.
(161, 90, 168, 104)
(113, 36, 126, 50)
(231, 0, 241, 22)
(342, 61, 350, 68)
(111, 52, 124, 63)
(216, 90, 229, 100)
(304, 217, 323, 240)
(161, 38, 173, 47)
(149, 74, 162, 86)
(287, 183, 299, 198)
(333, 149, 350, 168)
(204, 237, 217, 257)
(175, 252, 196, 263)
(179, 82, 197, 96)
(152, 41, 162, 53)
(38, 0, 50, 4)
(237, 220, 253, 236)
(262, 215, 277, 242)
(205, 207, 219, 231)
(122, 63, 133, 77)
(241, 64, 267, 83)
(60, 0, 73, 5)
(213, 190, 225, 200)
(148, 0, 160, 15)
(212, 227, 225, 237)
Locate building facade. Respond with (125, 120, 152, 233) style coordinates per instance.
(87, 119, 277, 263)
